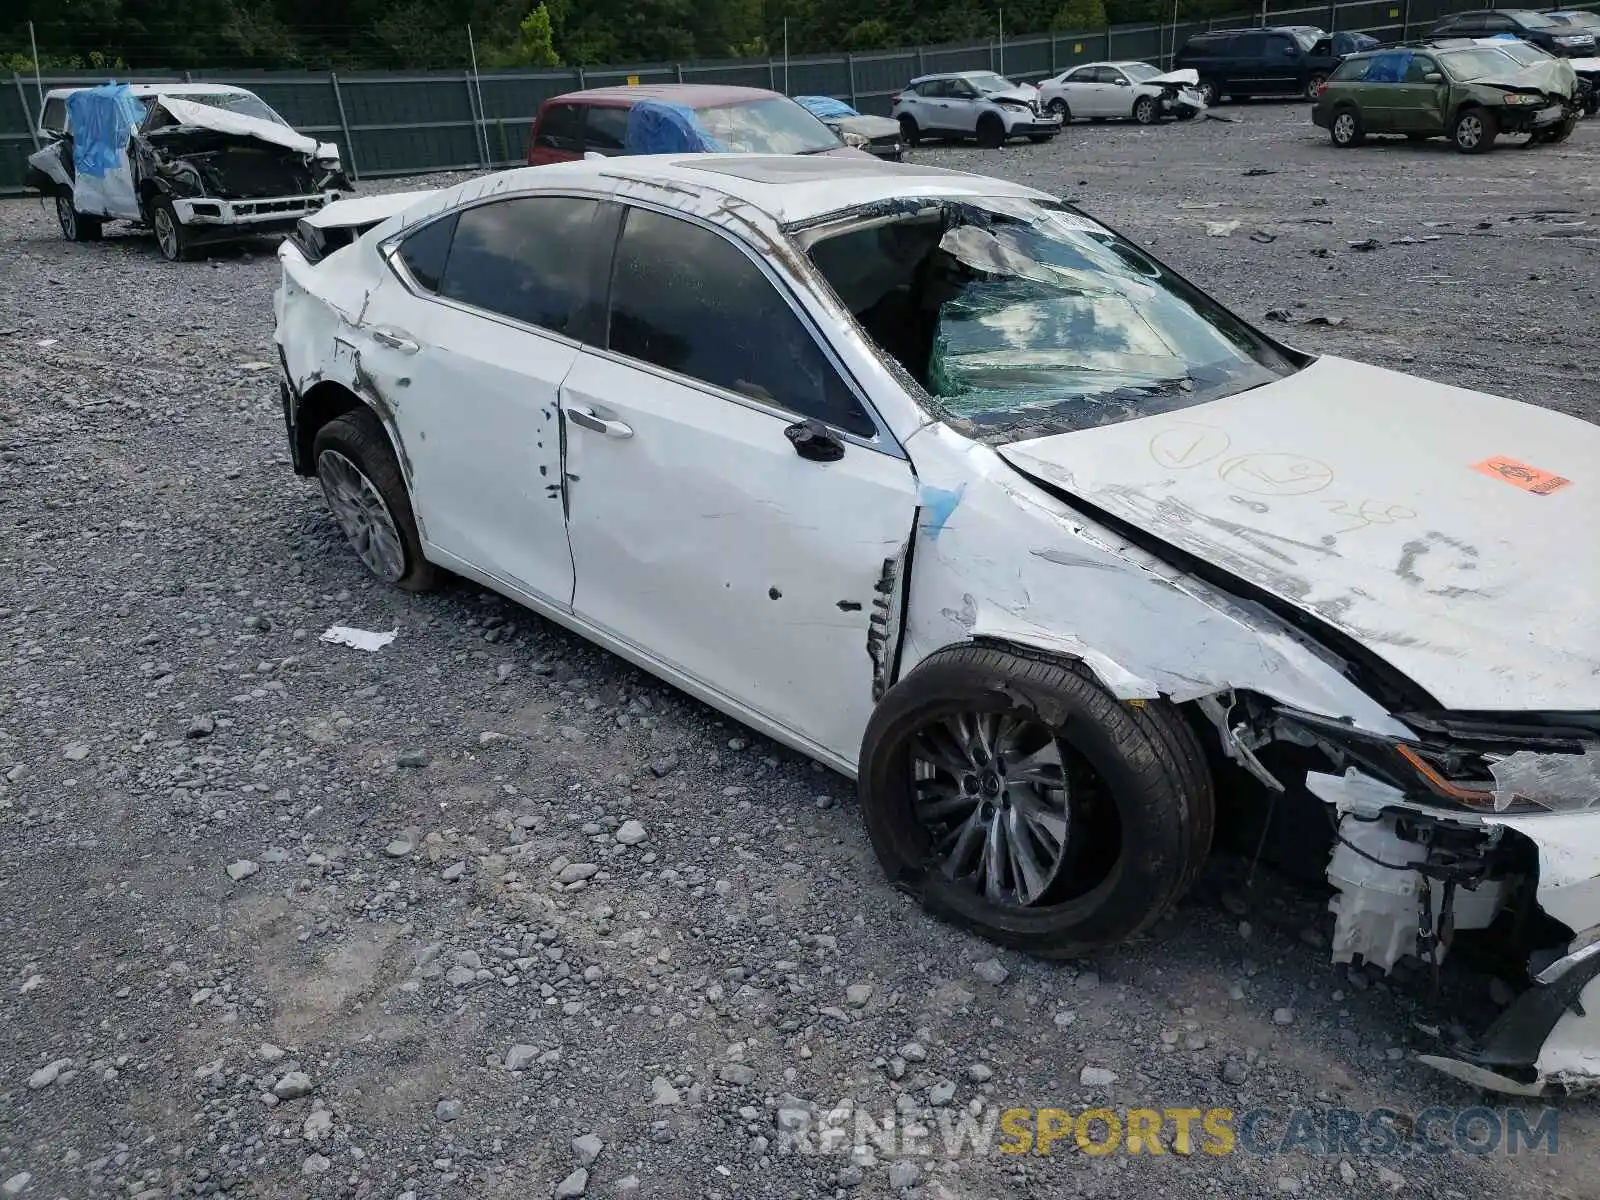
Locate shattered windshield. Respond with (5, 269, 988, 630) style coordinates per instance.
(806, 198, 1298, 443)
(695, 99, 841, 154)
(1492, 40, 1552, 64)
(965, 72, 1019, 92)
(1438, 48, 1527, 79)
(148, 92, 289, 126)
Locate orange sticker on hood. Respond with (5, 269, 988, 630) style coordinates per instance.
(1471, 456, 1572, 495)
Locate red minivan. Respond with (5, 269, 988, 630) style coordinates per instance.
(525, 84, 869, 164)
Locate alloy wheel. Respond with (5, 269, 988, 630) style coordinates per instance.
(317, 449, 407, 582)
(1333, 112, 1356, 144)
(1456, 113, 1483, 149)
(909, 710, 1080, 907)
(55, 195, 76, 239)
(154, 208, 180, 260)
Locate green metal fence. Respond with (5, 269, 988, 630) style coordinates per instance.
(0, 0, 1578, 192)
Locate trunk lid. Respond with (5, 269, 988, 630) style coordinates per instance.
(995, 356, 1600, 712)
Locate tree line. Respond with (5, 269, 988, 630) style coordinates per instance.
(6, 0, 1258, 73)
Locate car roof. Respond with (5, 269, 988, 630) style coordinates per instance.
(544, 84, 783, 108)
(432, 153, 1051, 228)
(907, 70, 1007, 83)
(44, 82, 254, 100)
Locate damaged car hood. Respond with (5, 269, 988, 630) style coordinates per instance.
(996, 355, 1600, 712)
(156, 95, 335, 159)
(1462, 59, 1576, 96)
(1145, 68, 1201, 86)
(981, 86, 1040, 104)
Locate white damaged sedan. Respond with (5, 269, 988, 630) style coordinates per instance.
(274, 154, 1600, 1095)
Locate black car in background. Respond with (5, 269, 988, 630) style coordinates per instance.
(1426, 9, 1597, 56)
(1175, 26, 1351, 103)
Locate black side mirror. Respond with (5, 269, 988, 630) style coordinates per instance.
(785, 418, 845, 462)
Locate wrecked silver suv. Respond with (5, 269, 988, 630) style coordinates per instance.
(25, 82, 350, 262)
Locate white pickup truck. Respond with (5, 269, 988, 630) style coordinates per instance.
(25, 81, 351, 261)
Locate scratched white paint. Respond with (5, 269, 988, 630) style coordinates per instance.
(277, 156, 1600, 1095)
(998, 358, 1600, 712)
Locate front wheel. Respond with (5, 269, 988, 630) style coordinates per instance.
(1452, 106, 1497, 153)
(1535, 115, 1577, 144)
(149, 196, 195, 261)
(56, 194, 103, 242)
(1133, 96, 1159, 125)
(976, 114, 1005, 149)
(1329, 107, 1364, 147)
(312, 408, 438, 592)
(858, 645, 1215, 959)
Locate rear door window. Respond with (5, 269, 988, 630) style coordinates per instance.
(1330, 57, 1371, 81)
(437, 196, 605, 339)
(1236, 32, 1267, 57)
(1267, 34, 1297, 56)
(583, 104, 630, 154)
(535, 103, 583, 151)
(606, 206, 875, 437)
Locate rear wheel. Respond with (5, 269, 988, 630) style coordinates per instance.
(1047, 97, 1072, 122)
(1451, 106, 1496, 153)
(897, 114, 921, 147)
(976, 113, 1006, 148)
(1133, 95, 1160, 124)
(1330, 106, 1364, 147)
(1305, 73, 1327, 100)
(55, 194, 102, 242)
(312, 408, 438, 592)
(858, 645, 1215, 959)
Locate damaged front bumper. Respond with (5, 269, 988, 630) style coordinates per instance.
(173, 189, 346, 231)
(1307, 761, 1600, 1097)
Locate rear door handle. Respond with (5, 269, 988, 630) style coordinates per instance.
(566, 405, 633, 439)
(370, 329, 418, 353)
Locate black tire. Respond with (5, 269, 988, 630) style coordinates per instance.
(858, 645, 1215, 959)
(1535, 115, 1577, 144)
(1198, 79, 1221, 106)
(55, 193, 103, 242)
(149, 195, 195, 262)
(1133, 95, 1159, 125)
(1329, 105, 1364, 147)
(1047, 97, 1072, 122)
(1175, 107, 1197, 121)
(976, 113, 1005, 148)
(1451, 105, 1497, 153)
(897, 114, 921, 148)
(312, 408, 438, 593)
(1305, 73, 1327, 100)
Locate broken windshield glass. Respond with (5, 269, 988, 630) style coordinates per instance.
(806, 198, 1299, 443)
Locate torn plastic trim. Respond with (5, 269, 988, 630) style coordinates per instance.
(1196, 691, 1285, 791)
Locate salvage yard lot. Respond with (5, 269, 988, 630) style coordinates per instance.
(3, 102, 1599, 1199)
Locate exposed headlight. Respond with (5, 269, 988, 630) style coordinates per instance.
(1502, 92, 1543, 104)
(842, 131, 870, 149)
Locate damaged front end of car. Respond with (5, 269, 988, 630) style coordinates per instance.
(136, 96, 350, 236)
(1145, 68, 1208, 118)
(1222, 695, 1600, 1096)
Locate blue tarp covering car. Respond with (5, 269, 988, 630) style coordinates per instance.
(66, 83, 145, 179)
(795, 95, 861, 121)
(622, 100, 727, 154)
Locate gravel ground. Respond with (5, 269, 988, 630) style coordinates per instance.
(3, 102, 1599, 1200)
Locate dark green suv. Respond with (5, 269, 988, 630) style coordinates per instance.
(1312, 44, 1577, 152)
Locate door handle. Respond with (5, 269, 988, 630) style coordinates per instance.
(370, 328, 418, 353)
(566, 405, 633, 439)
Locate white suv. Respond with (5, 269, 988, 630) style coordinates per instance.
(892, 71, 1062, 148)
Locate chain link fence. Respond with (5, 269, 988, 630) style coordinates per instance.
(0, 0, 1549, 192)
